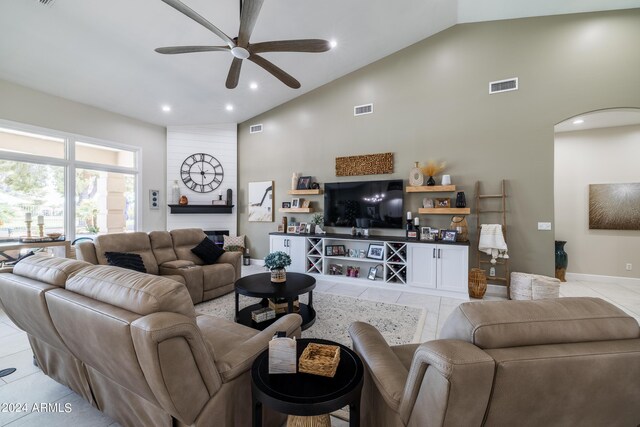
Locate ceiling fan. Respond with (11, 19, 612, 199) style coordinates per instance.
(155, 0, 332, 89)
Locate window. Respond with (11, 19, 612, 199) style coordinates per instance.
(0, 120, 140, 243)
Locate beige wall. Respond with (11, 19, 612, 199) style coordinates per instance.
(238, 9, 640, 276)
(0, 79, 166, 232)
(555, 124, 640, 278)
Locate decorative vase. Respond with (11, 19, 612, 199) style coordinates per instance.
(271, 268, 286, 283)
(426, 176, 436, 186)
(172, 180, 181, 204)
(178, 195, 188, 206)
(555, 241, 568, 282)
(455, 192, 467, 208)
(291, 173, 300, 191)
(409, 162, 424, 186)
(441, 175, 451, 186)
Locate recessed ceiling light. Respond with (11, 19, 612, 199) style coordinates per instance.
(329, 39, 338, 49)
(573, 118, 584, 125)
(161, 105, 171, 113)
(249, 82, 258, 90)
(225, 104, 234, 111)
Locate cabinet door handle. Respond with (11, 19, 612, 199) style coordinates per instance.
(286, 239, 289, 247)
(438, 249, 442, 258)
(433, 248, 436, 258)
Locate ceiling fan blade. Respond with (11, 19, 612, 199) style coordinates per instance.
(161, 0, 235, 47)
(237, 0, 264, 48)
(250, 39, 331, 54)
(155, 46, 230, 54)
(226, 58, 243, 89)
(249, 54, 301, 89)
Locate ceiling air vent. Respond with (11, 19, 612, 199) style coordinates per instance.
(249, 124, 263, 134)
(36, 0, 56, 5)
(354, 104, 373, 116)
(489, 78, 518, 94)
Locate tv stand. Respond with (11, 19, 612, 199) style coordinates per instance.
(269, 232, 469, 297)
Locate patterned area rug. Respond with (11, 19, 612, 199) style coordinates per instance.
(196, 291, 425, 347)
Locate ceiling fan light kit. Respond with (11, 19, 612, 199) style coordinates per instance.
(156, 0, 331, 89)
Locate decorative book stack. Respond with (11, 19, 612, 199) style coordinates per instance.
(251, 307, 276, 323)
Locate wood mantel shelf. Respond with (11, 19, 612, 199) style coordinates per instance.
(418, 208, 470, 215)
(168, 204, 234, 214)
(279, 208, 314, 213)
(287, 189, 323, 195)
(406, 185, 456, 193)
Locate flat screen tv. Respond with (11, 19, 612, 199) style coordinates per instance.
(324, 180, 404, 229)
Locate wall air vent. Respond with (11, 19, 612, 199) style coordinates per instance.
(36, 0, 56, 5)
(354, 103, 374, 116)
(489, 78, 518, 94)
(249, 124, 263, 134)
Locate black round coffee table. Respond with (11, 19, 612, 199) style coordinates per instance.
(251, 338, 363, 427)
(235, 272, 316, 331)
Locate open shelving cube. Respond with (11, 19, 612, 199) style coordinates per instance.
(306, 237, 323, 274)
(384, 242, 407, 284)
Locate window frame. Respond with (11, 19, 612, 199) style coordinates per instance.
(0, 118, 142, 241)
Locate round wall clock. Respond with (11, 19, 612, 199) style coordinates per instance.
(180, 153, 224, 193)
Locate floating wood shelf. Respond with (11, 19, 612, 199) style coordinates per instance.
(406, 185, 457, 193)
(287, 189, 323, 195)
(418, 208, 471, 215)
(279, 208, 314, 213)
(168, 204, 234, 214)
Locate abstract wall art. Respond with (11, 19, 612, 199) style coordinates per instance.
(589, 183, 640, 230)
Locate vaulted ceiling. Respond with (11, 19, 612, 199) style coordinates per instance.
(0, 0, 638, 126)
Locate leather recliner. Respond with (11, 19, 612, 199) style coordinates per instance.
(349, 297, 640, 426)
(0, 255, 302, 427)
(76, 228, 241, 304)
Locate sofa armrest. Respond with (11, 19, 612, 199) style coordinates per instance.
(217, 251, 242, 280)
(213, 313, 302, 382)
(160, 260, 195, 269)
(348, 321, 408, 412)
(159, 265, 204, 303)
(399, 340, 495, 426)
(75, 242, 98, 264)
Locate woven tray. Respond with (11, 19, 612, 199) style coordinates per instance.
(298, 343, 340, 378)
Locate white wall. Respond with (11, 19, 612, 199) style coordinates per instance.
(555, 124, 640, 278)
(166, 124, 237, 234)
(0, 79, 166, 231)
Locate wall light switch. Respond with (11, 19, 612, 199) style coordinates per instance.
(149, 190, 160, 210)
(537, 222, 552, 231)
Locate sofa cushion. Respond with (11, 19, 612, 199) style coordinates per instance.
(439, 297, 640, 349)
(12, 255, 91, 287)
(170, 228, 207, 265)
(223, 235, 245, 251)
(149, 231, 178, 265)
(94, 232, 159, 275)
(105, 252, 147, 273)
(66, 265, 195, 318)
(191, 238, 225, 265)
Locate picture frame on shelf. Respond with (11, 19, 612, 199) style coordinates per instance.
(406, 230, 418, 240)
(301, 200, 311, 208)
(305, 223, 313, 234)
(366, 243, 384, 260)
(325, 245, 334, 256)
(296, 176, 312, 190)
(434, 198, 451, 208)
(441, 229, 458, 242)
(298, 223, 308, 234)
(329, 264, 343, 275)
(277, 225, 285, 232)
(335, 245, 346, 256)
(291, 198, 300, 208)
(348, 248, 357, 257)
(286, 225, 297, 234)
(359, 249, 366, 258)
(420, 227, 435, 241)
(282, 202, 291, 209)
(367, 266, 379, 280)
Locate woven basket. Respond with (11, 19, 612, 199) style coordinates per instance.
(468, 268, 487, 299)
(298, 343, 340, 378)
(270, 268, 286, 283)
(450, 216, 469, 242)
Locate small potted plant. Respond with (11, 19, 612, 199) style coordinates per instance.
(264, 251, 292, 283)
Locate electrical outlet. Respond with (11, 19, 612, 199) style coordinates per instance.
(626, 263, 633, 271)
(537, 222, 552, 231)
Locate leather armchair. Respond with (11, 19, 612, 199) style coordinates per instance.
(349, 297, 640, 427)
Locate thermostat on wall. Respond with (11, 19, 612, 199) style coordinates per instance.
(149, 190, 160, 210)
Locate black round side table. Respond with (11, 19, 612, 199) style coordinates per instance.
(251, 338, 364, 427)
(235, 272, 316, 331)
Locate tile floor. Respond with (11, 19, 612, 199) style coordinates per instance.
(0, 266, 638, 426)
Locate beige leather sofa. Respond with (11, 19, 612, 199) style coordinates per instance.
(349, 298, 640, 426)
(76, 228, 241, 303)
(0, 255, 302, 427)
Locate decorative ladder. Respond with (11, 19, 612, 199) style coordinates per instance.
(475, 180, 510, 298)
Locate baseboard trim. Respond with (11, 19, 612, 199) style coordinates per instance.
(565, 272, 640, 287)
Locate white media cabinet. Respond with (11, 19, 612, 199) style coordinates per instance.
(269, 232, 469, 297)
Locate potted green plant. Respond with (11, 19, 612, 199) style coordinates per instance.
(264, 251, 292, 283)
